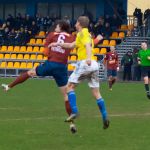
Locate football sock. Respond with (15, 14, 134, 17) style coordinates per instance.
(145, 84, 149, 93)
(68, 91, 78, 114)
(112, 78, 116, 85)
(65, 101, 72, 115)
(97, 98, 108, 121)
(8, 72, 30, 88)
(108, 80, 112, 89)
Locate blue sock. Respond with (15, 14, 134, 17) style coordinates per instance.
(97, 98, 108, 121)
(68, 91, 78, 114)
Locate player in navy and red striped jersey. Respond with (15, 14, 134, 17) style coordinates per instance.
(1, 20, 77, 133)
(104, 46, 119, 90)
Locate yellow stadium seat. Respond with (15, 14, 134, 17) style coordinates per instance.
(24, 54, 30, 60)
(100, 48, 107, 54)
(39, 31, 45, 36)
(26, 46, 33, 52)
(102, 40, 109, 46)
(7, 62, 13, 68)
(17, 54, 23, 59)
(0, 54, 4, 59)
(34, 63, 40, 68)
(26, 62, 33, 69)
(36, 39, 43, 45)
(94, 48, 100, 54)
(4, 54, 11, 59)
(20, 62, 27, 69)
(92, 56, 98, 61)
(14, 62, 20, 68)
(119, 32, 125, 38)
(11, 54, 17, 59)
(71, 49, 77, 54)
(111, 32, 118, 38)
(37, 54, 43, 60)
(14, 46, 20, 52)
(29, 38, 36, 44)
(128, 24, 134, 30)
(1, 46, 7, 51)
(72, 32, 77, 36)
(40, 47, 44, 52)
(70, 56, 77, 61)
(68, 56, 70, 61)
(30, 54, 36, 60)
(20, 46, 26, 52)
(0, 62, 6, 68)
(43, 56, 47, 60)
(7, 46, 14, 51)
(68, 64, 75, 71)
(120, 25, 128, 30)
(33, 46, 39, 52)
(43, 39, 46, 44)
(109, 40, 116, 46)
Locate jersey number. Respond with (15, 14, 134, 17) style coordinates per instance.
(57, 34, 66, 44)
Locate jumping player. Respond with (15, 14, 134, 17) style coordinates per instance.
(1, 20, 77, 133)
(104, 46, 119, 90)
(49, 16, 109, 129)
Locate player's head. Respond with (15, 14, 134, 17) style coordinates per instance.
(141, 42, 147, 50)
(55, 20, 70, 33)
(110, 46, 115, 52)
(75, 16, 89, 31)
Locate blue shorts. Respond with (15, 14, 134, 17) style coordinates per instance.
(36, 61, 68, 87)
(107, 69, 117, 77)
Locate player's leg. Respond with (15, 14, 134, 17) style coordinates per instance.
(53, 64, 79, 122)
(141, 67, 150, 99)
(59, 85, 77, 134)
(65, 83, 79, 122)
(111, 70, 117, 87)
(1, 69, 36, 91)
(91, 87, 109, 129)
(59, 86, 72, 116)
(107, 70, 113, 90)
(88, 70, 109, 129)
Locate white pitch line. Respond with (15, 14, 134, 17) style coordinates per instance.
(0, 113, 150, 122)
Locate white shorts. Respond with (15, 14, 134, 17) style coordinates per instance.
(68, 60, 100, 88)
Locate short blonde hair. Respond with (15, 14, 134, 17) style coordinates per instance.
(77, 16, 89, 28)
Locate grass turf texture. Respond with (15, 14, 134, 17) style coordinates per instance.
(0, 78, 150, 150)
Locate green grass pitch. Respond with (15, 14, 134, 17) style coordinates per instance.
(0, 78, 150, 150)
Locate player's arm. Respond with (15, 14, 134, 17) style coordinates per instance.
(85, 43, 92, 65)
(116, 54, 120, 71)
(94, 34, 103, 45)
(48, 41, 76, 49)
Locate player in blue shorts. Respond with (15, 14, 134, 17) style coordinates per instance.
(1, 20, 77, 133)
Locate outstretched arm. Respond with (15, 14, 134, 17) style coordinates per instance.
(48, 41, 76, 49)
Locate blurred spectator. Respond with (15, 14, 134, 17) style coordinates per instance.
(121, 51, 133, 81)
(8, 28, 16, 45)
(93, 16, 104, 36)
(144, 9, 150, 20)
(101, 22, 112, 39)
(30, 21, 39, 36)
(110, 14, 122, 30)
(133, 8, 143, 26)
(132, 47, 141, 81)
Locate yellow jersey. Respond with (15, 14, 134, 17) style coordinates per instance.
(75, 28, 94, 61)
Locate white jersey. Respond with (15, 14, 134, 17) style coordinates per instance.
(69, 60, 99, 88)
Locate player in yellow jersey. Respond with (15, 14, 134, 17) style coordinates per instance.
(49, 16, 109, 129)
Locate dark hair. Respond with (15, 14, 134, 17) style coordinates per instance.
(77, 16, 89, 28)
(56, 20, 70, 33)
